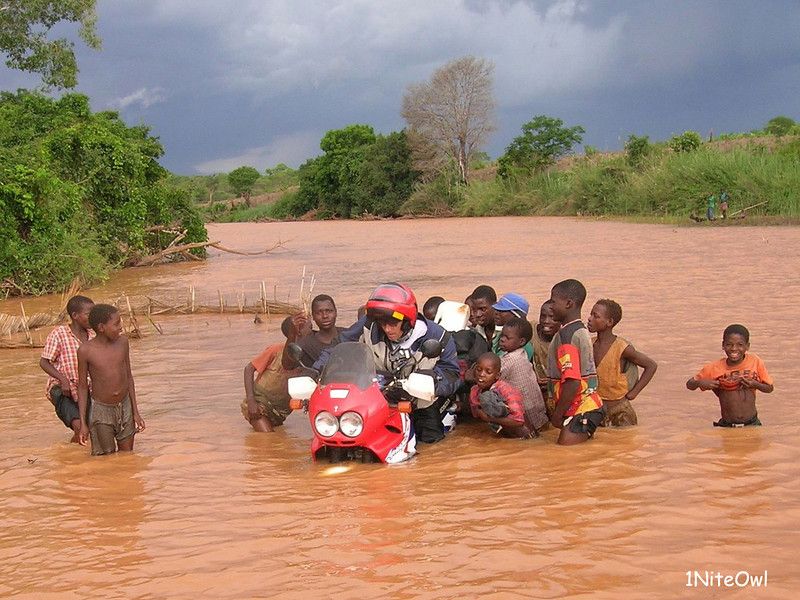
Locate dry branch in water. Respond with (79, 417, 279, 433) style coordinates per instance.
(131, 238, 284, 267)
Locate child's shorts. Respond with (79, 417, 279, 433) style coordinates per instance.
(563, 408, 604, 437)
(240, 394, 291, 427)
(600, 398, 638, 427)
(713, 414, 762, 428)
(89, 396, 135, 455)
(50, 386, 80, 429)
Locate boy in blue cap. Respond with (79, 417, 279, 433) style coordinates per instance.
(492, 292, 533, 360)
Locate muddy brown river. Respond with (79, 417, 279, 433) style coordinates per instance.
(1, 217, 797, 598)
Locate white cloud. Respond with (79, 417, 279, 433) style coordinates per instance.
(193, 130, 320, 174)
(110, 87, 166, 109)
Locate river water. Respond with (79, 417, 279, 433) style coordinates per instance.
(1, 217, 797, 598)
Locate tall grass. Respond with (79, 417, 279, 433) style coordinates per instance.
(446, 142, 800, 218)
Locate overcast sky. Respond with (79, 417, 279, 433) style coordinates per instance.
(2, 0, 798, 174)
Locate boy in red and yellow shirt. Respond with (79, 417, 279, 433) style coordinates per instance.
(547, 279, 603, 445)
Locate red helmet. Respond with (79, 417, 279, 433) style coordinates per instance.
(365, 283, 417, 327)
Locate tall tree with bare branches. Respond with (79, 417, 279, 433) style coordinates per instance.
(401, 56, 495, 185)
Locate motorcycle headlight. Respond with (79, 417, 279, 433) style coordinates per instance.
(314, 411, 339, 437)
(339, 411, 364, 438)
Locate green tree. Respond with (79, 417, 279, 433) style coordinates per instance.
(497, 115, 585, 178)
(668, 131, 702, 153)
(227, 166, 260, 204)
(0, 90, 206, 294)
(354, 131, 419, 216)
(625, 134, 651, 167)
(299, 124, 377, 217)
(765, 115, 796, 137)
(0, 0, 100, 89)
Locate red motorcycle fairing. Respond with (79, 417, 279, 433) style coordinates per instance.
(309, 381, 416, 463)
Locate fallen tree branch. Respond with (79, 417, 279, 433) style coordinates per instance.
(208, 239, 285, 256)
(131, 238, 284, 267)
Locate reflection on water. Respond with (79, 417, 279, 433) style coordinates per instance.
(1, 217, 798, 598)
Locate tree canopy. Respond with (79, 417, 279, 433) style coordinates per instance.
(286, 124, 419, 218)
(227, 166, 260, 202)
(0, 0, 100, 89)
(402, 56, 495, 185)
(0, 90, 206, 294)
(497, 115, 584, 178)
(765, 116, 796, 137)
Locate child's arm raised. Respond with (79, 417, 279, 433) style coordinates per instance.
(621, 344, 657, 400)
(125, 338, 145, 432)
(76, 346, 90, 446)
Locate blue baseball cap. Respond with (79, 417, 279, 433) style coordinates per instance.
(492, 293, 529, 317)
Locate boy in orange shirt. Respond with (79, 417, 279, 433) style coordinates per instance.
(686, 324, 773, 427)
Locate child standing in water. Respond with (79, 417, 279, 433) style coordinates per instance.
(242, 315, 306, 432)
(531, 300, 561, 416)
(587, 299, 657, 427)
(470, 352, 535, 438)
(77, 304, 145, 454)
(39, 295, 94, 442)
(687, 324, 773, 427)
(498, 317, 548, 433)
(547, 279, 604, 445)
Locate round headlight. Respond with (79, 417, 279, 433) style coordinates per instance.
(314, 411, 339, 437)
(339, 411, 364, 438)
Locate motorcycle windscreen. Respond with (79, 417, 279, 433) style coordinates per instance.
(319, 342, 376, 390)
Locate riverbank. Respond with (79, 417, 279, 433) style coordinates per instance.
(204, 135, 800, 225)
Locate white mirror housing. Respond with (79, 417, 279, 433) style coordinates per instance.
(288, 376, 317, 400)
(403, 372, 435, 403)
(434, 300, 470, 332)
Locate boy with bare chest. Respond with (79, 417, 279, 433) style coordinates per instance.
(77, 304, 145, 454)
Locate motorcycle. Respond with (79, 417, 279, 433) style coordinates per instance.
(287, 340, 443, 464)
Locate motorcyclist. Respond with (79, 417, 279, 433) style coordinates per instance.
(313, 283, 461, 443)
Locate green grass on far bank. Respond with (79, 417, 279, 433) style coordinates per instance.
(424, 137, 800, 220)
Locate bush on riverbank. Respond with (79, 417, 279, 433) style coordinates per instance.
(0, 91, 207, 295)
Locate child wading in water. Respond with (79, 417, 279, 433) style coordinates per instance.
(498, 317, 548, 433)
(39, 295, 94, 442)
(470, 353, 536, 438)
(532, 300, 561, 417)
(242, 316, 304, 432)
(686, 324, 773, 427)
(587, 299, 657, 427)
(77, 305, 145, 454)
(547, 279, 604, 445)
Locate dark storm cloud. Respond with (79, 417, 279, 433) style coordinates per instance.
(2, 0, 797, 173)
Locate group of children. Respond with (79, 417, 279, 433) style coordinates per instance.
(40, 281, 774, 454)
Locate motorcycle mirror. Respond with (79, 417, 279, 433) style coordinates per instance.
(288, 376, 317, 401)
(403, 372, 435, 403)
(287, 342, 304, 362)
(420, 339, 442, 359)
